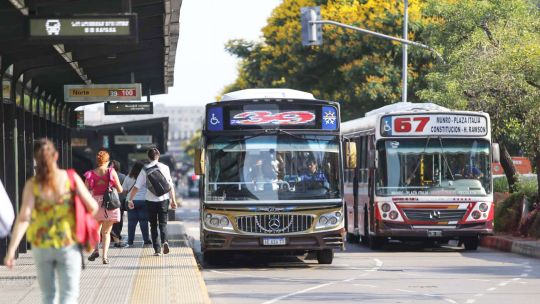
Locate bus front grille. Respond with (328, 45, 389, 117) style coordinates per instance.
(402, 209, 467, 222)
(236, 214, 314, 234)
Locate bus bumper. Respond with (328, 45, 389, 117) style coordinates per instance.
(376, 222, 493, 239)
(202, 228, 345, 252)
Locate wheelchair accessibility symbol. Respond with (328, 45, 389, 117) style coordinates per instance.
(210, 113, 220, 125)
(383, 119, 392, 132)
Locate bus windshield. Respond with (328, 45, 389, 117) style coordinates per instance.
(205, 135, 341, 201)
(376, 138, 491, 196)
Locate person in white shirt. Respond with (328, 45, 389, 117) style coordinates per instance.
(126, 148, 177, 256)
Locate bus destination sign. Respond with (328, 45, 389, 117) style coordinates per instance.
(230, 110, 316, 126)
(64, 83, 142, 102)
(104, 102, 153, 115)
(381, 114, 488, 137)
(206, 105, 338, 131)
(29, 14, 137, 42)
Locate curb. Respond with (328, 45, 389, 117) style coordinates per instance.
(481, 235, 540, 259)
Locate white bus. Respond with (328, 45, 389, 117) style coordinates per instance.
(342, 102, 499, 250)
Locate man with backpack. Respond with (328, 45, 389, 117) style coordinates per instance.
(127, 147, 177, 256)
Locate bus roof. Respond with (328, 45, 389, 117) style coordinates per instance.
(220, 88, 315, 101)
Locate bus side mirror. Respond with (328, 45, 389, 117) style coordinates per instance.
(194, 148, 205, 175)
(492, 143, 500, 163)
(345, 141, 357, 169)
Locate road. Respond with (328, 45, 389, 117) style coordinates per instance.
(176, 198, 540, 304)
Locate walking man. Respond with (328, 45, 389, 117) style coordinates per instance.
(127, 148, 177, 256)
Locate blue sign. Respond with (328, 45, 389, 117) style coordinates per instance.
(321, 106, 337, 130)
(381, 116, 393, 136)
(207, 107, 223, 131)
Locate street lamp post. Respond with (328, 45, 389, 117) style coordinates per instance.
(402, 0, 408, 103)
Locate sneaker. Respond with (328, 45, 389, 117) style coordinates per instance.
(88, 250, 99, 261)
(154, 251, 162, 256)
(163, 242, 170, 254)
(114, 242, 129, 248)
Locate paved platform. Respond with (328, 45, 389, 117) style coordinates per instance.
(481, 234, 540, 259)
(0, 222, 211, 304)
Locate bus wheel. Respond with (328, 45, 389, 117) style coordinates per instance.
(316, 249, 334, 264)
(463, 237, 479, 251)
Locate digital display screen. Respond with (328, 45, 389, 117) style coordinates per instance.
(28, 14, 137, 42)
(229, 110, 317, 126)
(30, 18, 131, 36)
(206, 104, 338, 131)
(381, 114, 488, 137)
(104, 102, 153, 115)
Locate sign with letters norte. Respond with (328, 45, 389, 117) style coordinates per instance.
(29, 15, 137, 41)
(381, 114, 488, 137)
(64, 84, 141, 102)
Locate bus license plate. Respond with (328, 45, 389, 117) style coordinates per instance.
(262, 237, 287, 246)
(427, 230, 442, 237)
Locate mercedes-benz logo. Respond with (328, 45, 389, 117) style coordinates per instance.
(429, 210, 441, 219)
(268, 216, 281, 231)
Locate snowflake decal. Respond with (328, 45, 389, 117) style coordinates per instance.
(323, 110, 336, 125)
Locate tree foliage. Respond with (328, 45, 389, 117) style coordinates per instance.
(418, 0, 540, 192)
(223, 0, 437, 120)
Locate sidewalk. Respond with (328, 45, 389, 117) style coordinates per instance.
(0, 222, 211, 304)
(481, 234, 540, 259)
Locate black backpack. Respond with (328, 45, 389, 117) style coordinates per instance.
(145, 165, 172, 196)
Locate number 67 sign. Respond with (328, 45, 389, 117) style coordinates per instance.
(381, 114, 488, 137)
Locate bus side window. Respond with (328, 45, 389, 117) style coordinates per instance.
(361, 136, 368, 184)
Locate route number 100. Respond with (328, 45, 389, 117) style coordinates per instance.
(394, 117, 430, 133)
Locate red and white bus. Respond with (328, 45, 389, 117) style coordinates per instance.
(342, 102, 499, 250)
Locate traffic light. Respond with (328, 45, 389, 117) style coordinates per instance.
(300, 6, 322, 46)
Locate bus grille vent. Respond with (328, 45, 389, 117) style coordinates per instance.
(402, 209, 467, 222)
(236, 214, 314, 234)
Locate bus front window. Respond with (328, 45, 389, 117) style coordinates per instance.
(376, 138, 491, 196)
(205, 135, 341, 201)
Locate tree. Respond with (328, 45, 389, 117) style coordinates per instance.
(223, 0, 437, 120)
(418, 0, 540, 193)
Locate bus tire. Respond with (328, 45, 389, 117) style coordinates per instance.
(317, 249, 334, 264)
(463, 237, 479, 251)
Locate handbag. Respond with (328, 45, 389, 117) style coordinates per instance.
(67, 169, 99, 253)
(102, 167, 121, 210)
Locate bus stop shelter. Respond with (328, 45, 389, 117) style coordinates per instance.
(0, 0, 181, 261)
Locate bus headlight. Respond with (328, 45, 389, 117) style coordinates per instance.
(204, 213, 233, 230)
(478, 203, 488, 212)
(316, 211, 343, 229)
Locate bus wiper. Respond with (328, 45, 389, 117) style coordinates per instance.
(276, 129, 334, 141)
(437, 137, 455, 181)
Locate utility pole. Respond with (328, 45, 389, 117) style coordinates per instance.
(301, 5, 445, 100)
(402, 0, 408, 103)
